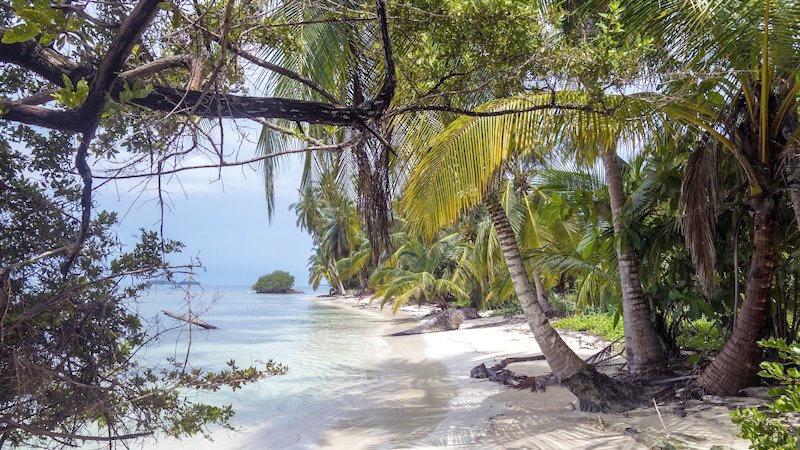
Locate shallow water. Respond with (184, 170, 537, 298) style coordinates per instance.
(133, 286, 456, 449)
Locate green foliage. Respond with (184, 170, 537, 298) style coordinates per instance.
(253, 270, 296, 293)
(552, 313, 625, 342)
(677, 319, 726, 354)
(51, 75, 88, 108)
(370, 233, 468, 312)
(117, 80, 154, 105)
(2, 0, 81, 45)
(0, 127, 282, 447)
(731, 339, 800, 450)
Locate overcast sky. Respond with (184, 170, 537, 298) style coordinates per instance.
(94, 126, 315, 289)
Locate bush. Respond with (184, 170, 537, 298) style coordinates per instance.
(731, 338, 800, 450)
(253, 270, 295, 293)
(552, 313, 625, 342)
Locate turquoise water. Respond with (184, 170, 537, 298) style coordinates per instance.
(136, 286, 399, 448)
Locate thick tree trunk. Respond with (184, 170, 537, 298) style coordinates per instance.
(487, 197, 641, 412)
(532, 269, 556, 316)
(601, 149, 669, 377)
(699, 196, 776, 394)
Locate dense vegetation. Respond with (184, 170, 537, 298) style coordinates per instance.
(2, 0, 800, 446)
(253, 270, 296, 293)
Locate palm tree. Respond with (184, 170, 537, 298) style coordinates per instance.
(610, 0, 800, 394)
(400, 99, 651, 409)
(601, 147, 669, 375)
(401, 91, 670, 377)
(370, 233, 468, 312)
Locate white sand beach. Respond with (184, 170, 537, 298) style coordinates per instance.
(138, 292, 750, 450)
(314, 294, 750, 450)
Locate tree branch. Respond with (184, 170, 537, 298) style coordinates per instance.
(1, 419, 152, 443)
(60, 131, 95, 277)
(78, 0, 163, 130)
(119, 54, 202, 90)
(0, 27, 88, 84)
(95, 135, 363, 180)
(0, 245, 72, 277)
(51, 3, 120, 29)
(370, 0, 394, 114)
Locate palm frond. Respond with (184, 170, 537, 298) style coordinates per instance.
(401, 92, 659, 238)
(678, 143, 720, 294)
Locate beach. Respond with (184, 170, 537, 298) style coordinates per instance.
(316, 294, 750, 450)
(136, 289, 750, 450)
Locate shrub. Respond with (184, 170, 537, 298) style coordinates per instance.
(253, 270, 295, 293)
(552, 313, 625, 342)
(731, 338, 800, 450)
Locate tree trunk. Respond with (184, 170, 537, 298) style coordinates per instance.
(532, 269, 556, 316)
(601, 149, 669, 377)
(391, 307, 480, 336)
(486, 197, 641, 412)
(328, 261, 346, 295)
(699, 196, 776, 394)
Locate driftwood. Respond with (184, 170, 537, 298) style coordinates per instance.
(162, 310, 218, 329)
(391, 307, 480, 336)
(470, 355, 548, 391)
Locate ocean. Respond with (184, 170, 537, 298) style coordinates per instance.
(133, 286, 456, 449)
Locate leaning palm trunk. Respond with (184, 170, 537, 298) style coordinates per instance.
(328, 261, 346, 295)
(601, 149, 669, 377)
(487, 197, 641, 412)
(532, 269, 556, 316)
(699, 196, 777, 394)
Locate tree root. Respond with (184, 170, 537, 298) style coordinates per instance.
(471, 353, 646, 412)
(562, 368, 644, 413)
(469, 355, 549, 390)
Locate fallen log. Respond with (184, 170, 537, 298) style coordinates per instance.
(391, 307, 480, 336)
(162, 310, 218, 329)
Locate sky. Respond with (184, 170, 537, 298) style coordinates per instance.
(94, 126, 316, 289)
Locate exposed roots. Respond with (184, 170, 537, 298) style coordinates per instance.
(562, 367, 645, 413)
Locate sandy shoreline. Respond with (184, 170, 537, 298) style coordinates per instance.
(317, 294, 750, 450)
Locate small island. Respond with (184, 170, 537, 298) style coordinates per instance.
(252, 270, 303, 294)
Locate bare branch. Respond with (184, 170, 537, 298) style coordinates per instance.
(7, 89, 60, 106)
(371, 0, 395, 113)
(0, 245, 72, 277)
(96, 134, 364, 180)
(1, 419, 152, 442)
(119, 55, 202, 90)
(51, 3, 120, 29)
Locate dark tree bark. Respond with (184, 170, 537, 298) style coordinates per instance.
(699, 195, 776, 394)
(601, 149, 669, 377)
